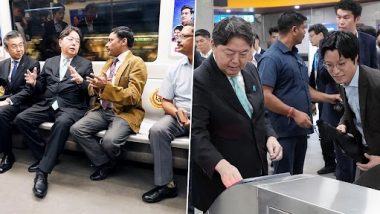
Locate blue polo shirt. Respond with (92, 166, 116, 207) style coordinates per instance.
(258, 41, 312, 138)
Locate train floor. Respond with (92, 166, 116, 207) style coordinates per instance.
(0, 148, 187, 214)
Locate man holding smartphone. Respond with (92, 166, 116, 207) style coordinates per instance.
(142, 25, 193, 203)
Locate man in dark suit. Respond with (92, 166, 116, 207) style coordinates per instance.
(191, 17, 283, 212)
(0, 30, 40, 173)
(15, 26, 92, 198)
(77, 3, 105, 35)
(321, 31, 380, 177)
(335, 0, 378, 69)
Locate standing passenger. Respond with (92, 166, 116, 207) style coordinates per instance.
(191, 17, 283, 212)
(0, 30, 40, 173)
(70, 26, 147, 181)
(259, 11, 341, 175)
(142, 25, 193, 203)
(15, 26, 93, 198)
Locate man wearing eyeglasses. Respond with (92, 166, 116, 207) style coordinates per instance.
(259, 11, 341, 176)
(0, 30, 40, 173)
(142, 25, 193, 203)
(15, 26, 93, 198)
(321, 31, 380, 176)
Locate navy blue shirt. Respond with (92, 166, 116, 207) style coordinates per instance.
(258, 40, 312, 138)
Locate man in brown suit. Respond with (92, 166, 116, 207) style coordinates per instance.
(70, 26, 147, 180)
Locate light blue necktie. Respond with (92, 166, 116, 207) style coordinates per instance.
(59, 58, 70, 81)
(230, 76, 253, 118)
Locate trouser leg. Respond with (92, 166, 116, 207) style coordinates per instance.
(0, 105, 20, 155)
(70, 110, 109, 166)
(149, 115, 188, 186)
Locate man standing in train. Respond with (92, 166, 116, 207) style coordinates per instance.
(180, 5, 193, 26)
(15, 26, 93, 198)
(142, 25, 193, 203)
(259, 11, 341, 175)
(0, 30, 40, 173)
(70, 26, 147, 181)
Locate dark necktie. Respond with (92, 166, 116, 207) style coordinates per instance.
(11, 61, 19, 83)
(101, 58, 119, 109)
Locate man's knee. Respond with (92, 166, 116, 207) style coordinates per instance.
(101, 136, 121, 157)
(149, 123, 170, 138)
(14, 113, 29, 127)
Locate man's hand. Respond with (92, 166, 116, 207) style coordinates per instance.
(327, 94, 342, 104)
(215, 159, 243, 188)
(176, 108, 190, 128)
(357, 153, 380, 171)
(266, 136, 283, 161)
(0, 100, 9, 107)
(86, 73, 108, 89)
(24, 67, 38, 87)
(69, 65, 83, 85)
(336, 124, 347, 133)
(292, 109, 312, 128)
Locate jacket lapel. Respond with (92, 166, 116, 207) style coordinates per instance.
(52, 56, 61, 80)
(209, 56, 250, 119)
(358, 66, 368, 132)
(3, 59, 11, 84)
(242, 69, 257, 119)
(114, 52, 132, 85)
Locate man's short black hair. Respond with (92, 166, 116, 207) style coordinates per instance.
(195, 29, 210, 38)
(212, 16, 254, 47)
(111, 26, 134, 48)
(181, 5, 194, 14)
(278, 11, 307, 34)
(59, 26, 82, 40)
(308, 24, 328, 37)
(320, 31, 359, 62)
(3, 30, 24, 48)
(52, 3, 65, 15)
(335, 0, 362, 18)
(268, 26, 278, 35)
(174, 25, 183, 32)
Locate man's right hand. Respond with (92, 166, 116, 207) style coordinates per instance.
(336, 124, 347, 133)
(292, 109, 312, 128)
(24, 67, 38, 87)
(215, 159, 243, 188)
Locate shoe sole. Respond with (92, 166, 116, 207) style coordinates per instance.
(142, 192, 178, 203)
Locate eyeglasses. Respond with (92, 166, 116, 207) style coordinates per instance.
(9, 43, 24, 50)
(65, 36, 80, 44)
(178, 34, 193, 40)
(323, 61, 347, 71)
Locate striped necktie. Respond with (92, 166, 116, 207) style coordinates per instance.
(101, 58, 119, 109)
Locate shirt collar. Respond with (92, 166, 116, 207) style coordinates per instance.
(116, 50, 130, 63)
(275, 40, 298, 54)
(60, 54, 73, 64)
(345, 66, 360, 88)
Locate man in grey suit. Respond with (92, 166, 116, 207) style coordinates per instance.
(0, 30, 40, 173)
(320, 31, 380, 173)
(15, 26, 93, 198)
(142, 25, 193, 203)
(191, 17, 283, 212)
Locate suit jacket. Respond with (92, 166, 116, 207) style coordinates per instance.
(44, 20, 68, 37)
(191, 56, 277, 211)
(340, 65, 380, 155)
(0, 55, 40, 107)
(33, 55, 93, 119)
(358, 31, 378, 69)
(89, 52, 147, 133)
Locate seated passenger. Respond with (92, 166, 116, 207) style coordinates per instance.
(320, 31, 380, 174)
(0, 30, 40, 173)
(142, 25, 193, 203)
(70, 26, 147, 181)
(15, 26, 93, 198)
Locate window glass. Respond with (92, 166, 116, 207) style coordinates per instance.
(10, 0, 160, 61)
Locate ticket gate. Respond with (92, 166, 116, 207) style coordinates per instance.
(208, 174, 380, 214)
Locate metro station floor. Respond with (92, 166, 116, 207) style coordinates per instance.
(0, 148, 187, 214)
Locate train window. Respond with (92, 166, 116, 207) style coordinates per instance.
(10, 0, 160, 62)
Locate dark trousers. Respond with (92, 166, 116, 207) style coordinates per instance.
(334, 142, 356, 183)
(15, 105, 80, 173)
(274, 135, 308, 175)
(0, 105, 22, 155)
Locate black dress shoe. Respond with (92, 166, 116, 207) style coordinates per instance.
(90, 161, 116, 181)
(317, 165, 336, 175)
(0, 154, 15, 173)
(33, 171, 48, 198)
(142, 184, 178, 203)
(28, 161, 40, 173)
